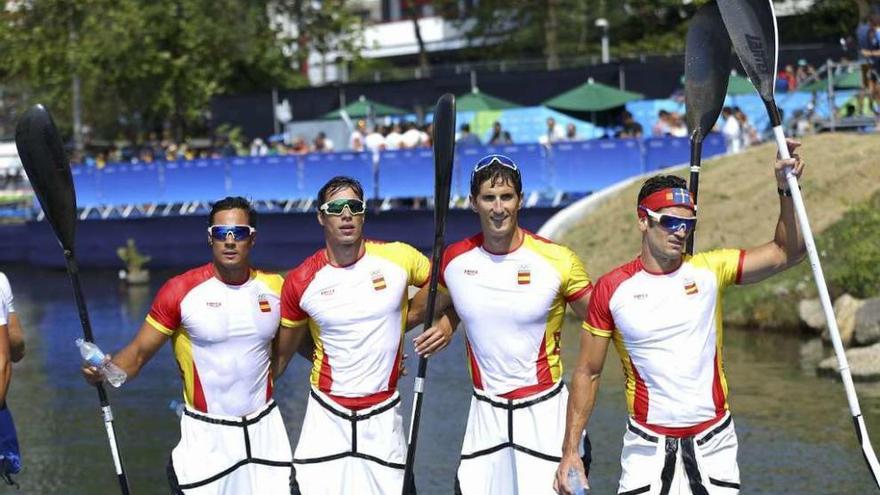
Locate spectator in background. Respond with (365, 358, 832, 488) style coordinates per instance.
(781, 64, 798, 91)
(290, 136, 309, 154)
(539, 117, 565, 146)
(401, 122, 425, 149)
(250, 138, 269, 157)
(619, 111, 644, 139)
(565, 123, 580, 141)
(488, 121, 513, 145)
(457, 123, 482, 147)
(385, 123, 403, 150)
(423, 123, 433, 148)
(349, 119, 367, 152)
(652, 110, 671, 136)
(735, 108, 760, 147)
(312, 132, 334, 152)
(364, 125, 386, 153)
(667, 112, 688, 138)
(721, 106, 742, 154)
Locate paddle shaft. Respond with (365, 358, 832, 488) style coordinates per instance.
(65, 251, 131, 495)
(685, 139, 703, 255)
(765, 100, 880, 488)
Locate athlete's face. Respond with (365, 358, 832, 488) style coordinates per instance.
(639, 205, 693, 261)
(318, 187, 364, 247)
(470, 178, 522, 238)
(209, 208, 254, 271)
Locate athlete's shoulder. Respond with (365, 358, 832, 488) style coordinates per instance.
(160, 263, 215, 298)
(252, 269, 284, 294)
(594, 257, 643, 294)
(285, 249, 330, 286)
(365, 239, 418, 255)
(443, 233, 482, 263)
(522, 230, 577, 258)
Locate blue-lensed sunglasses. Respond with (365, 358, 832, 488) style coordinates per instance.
(472, 154, 519, 179)
(208, 225, 255, 241)
(640, 207, 697, 233)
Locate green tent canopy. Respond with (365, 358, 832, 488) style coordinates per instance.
(543, 78, 644, 112)
(456, 90, 520, 112)
(322, 96, 408, 119)
(798, 71, 862, 93)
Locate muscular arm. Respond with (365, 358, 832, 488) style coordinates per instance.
(81, 320, 170, 385)
(272, 323, 309, 379)
(413, 290, 458, 357)
(0, 325, 11, 404)
(7, 313, 24, 363)
(555, 331, 610, 494)
(567, 290, 592, 321)
(739, 142, 807, 285)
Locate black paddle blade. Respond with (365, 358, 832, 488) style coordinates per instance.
(432, 93, 456, 225)
(716, 0, 778, 104)
(15, 104, 76, 253)
(685, 2, 732, 142)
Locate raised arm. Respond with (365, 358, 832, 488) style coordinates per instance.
(81, 320, 170, 385)
(739, 139, 807, 285)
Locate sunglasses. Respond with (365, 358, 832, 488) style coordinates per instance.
(208, 225, 255, 241)
(319, 198, 366, 216)
(472, 154, 519, 179)
(640, 207, 697, 233)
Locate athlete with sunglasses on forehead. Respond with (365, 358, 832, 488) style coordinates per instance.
(556, 141, 807, 495)
(81, 196, 294, 494)
(412, 154, 594, 494)
(273, 176, 431, 494)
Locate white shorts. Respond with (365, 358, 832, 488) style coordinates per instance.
(456, 382, 591, 495)
(292, 388, 407, 495)
(167, 400, 293, 495)
(619, 412, 740, 495)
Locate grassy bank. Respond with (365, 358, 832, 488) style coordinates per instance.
(559, 133, 880, 331)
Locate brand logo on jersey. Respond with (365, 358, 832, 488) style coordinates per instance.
(320, 288, 335, 297)
(464, 268, 478, 276)
(517, 265, 531, 285)
(684, 278, 698, 295)
(206, 302, 221, 308)
(371, 270, 387, 291)
(633, 293, 648, 300)
(258, 294, 271, 313)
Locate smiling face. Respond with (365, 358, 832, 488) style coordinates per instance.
(470, 177, 522, 239)
(209, 208, 254, 272)
(639, 205, 694, 262)
(317, 186, 365, 248)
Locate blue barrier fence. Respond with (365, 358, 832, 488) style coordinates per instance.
(69, 134, 726, 209)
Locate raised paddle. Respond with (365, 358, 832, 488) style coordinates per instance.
(716, 0, 880, 488)
(401, 93, 456, 495)
(684, 1, 732, 254)
(15, 105, 132, 495)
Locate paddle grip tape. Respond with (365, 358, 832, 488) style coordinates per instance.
(102, 407, 124, 474)
(414, 377, 424, 394)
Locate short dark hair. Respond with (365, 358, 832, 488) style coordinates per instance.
(460, 123, 471, 132)
(637, 175, 687, 205)
(209, 196, 257, 227)
(318, 176, 365, 205)
(470, 163, 523, 198)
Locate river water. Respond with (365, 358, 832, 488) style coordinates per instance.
(2, 265, 879, 494)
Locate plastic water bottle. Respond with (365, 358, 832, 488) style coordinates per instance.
(75, 338, 127, 388)
(168, 400, 185, 418)
(567, 467, 588, 495)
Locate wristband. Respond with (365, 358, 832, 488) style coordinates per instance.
(777, 187, 794, 197)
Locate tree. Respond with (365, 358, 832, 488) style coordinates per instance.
(0, 0, 303, 142)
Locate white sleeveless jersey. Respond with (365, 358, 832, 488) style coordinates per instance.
(584, 250, 744, 433)
(440, 231, 592, 398)
(280, 241, 430, 409)
(146, 264, 282, 417)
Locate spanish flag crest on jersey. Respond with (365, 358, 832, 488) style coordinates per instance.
(517, 265, 531, 285)
(371, 270, 387, 291)
(258, 294, 271, 312)
(683, 278, 698, 295)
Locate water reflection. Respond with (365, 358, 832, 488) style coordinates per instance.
(1, 265, 878, 494)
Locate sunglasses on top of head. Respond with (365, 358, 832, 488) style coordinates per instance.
(208, 225, 255, 241)
(471, 154, 519, 179)
(319, 198, 366, 216)
(640, 207, 697, 233)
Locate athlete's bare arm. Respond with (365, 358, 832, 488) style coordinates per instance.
(7, 313, 24, 363)
(567, 290, 592, 320)
(739, 139, 807, 285)
(554, 331, 610, 495)
(272, 322, 309, 379)
(405, 285, 429, 331)
(0, 325, 11, 404)
(81, 320, 170, 384)
(413, 290, 458, 357)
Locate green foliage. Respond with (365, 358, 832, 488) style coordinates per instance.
(0, 0, 304, 140)
(725, 190, 880, 330)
